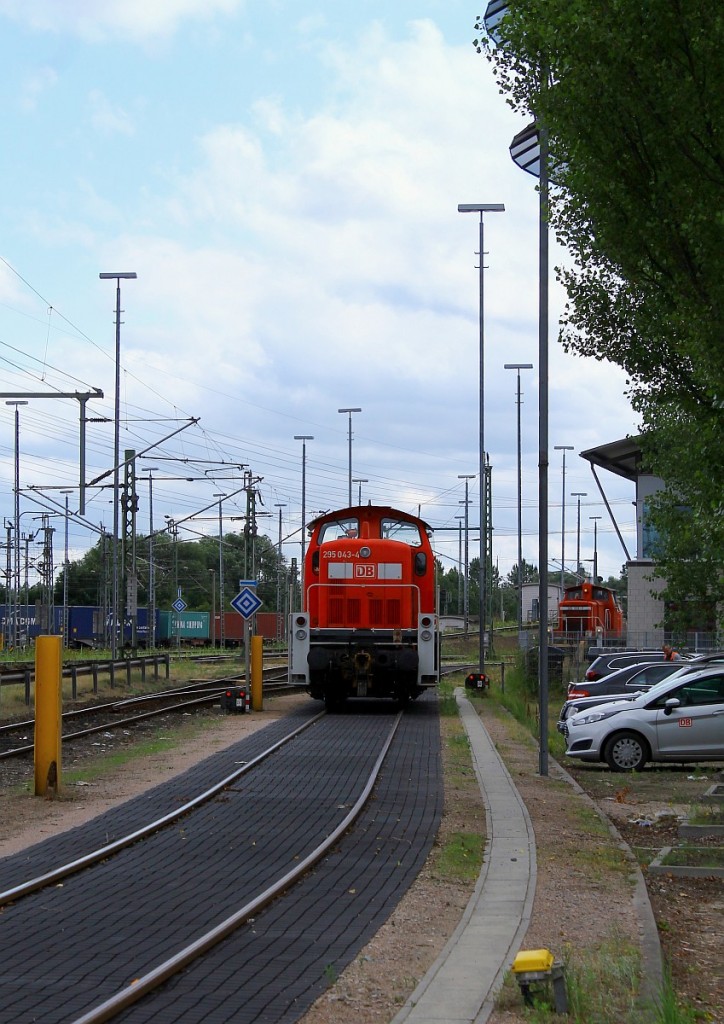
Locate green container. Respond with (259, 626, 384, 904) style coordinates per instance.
(158, 610, 210, 641)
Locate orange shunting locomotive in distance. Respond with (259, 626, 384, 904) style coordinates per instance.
(555, 580, 624, 638)
(289, 505, 439, 708)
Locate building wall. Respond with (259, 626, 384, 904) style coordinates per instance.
(626, 560, 665, 647)
(521, 583, 561, 623)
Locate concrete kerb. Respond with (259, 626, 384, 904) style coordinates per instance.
(391, 689, 537, 1024)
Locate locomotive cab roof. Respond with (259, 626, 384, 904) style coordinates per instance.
(308, 505, 433, 534)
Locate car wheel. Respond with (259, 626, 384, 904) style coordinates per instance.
(603, 731, 649, 772)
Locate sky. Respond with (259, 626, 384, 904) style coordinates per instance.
(0, 0, 641, 598)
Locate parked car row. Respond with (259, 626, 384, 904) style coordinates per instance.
(562, 663, 724, 772)
(559, 653, 724, 735)
(584, 649, 692, 681)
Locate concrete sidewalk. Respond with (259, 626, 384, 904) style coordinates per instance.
(391, 690, 537, 1024)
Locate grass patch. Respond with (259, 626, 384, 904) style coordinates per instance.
(687, 804, 724, 826)
(434, 831, 485, 883)
(432, 696, 486, 885)
(660, 845, 724, 868)
(651, 968, 701, 1024)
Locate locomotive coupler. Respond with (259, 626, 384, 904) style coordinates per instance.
(353, 650, 373, 696)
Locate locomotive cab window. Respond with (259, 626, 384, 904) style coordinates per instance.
(318, 517, 359, 543)
(380, 517, 423, 547)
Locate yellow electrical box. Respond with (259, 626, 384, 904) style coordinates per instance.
(512, 949, 555, 974)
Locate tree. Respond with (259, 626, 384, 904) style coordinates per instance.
(478, 1, 724, 616)
(58, 529, 288, 614)
(505, 559, 539, 588)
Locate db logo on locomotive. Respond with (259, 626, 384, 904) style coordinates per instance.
(355, 564, 376, 578)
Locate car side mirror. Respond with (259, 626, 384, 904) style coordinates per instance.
(663, 697, 681, 716)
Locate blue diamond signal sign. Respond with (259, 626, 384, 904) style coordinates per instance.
(172, 597, 187, 613)
(231, 587, 262, 620)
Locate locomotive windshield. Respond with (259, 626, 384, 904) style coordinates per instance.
(318, 517, 359, 543)
(380, 517, 423, 547)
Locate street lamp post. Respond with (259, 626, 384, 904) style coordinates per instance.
(352, 478, 368, 506)
(274, 503, 286, 642)
(457, 203, 505, 671)
(504, 363, 534, 640)
(209, 569, 216, 649)
(99, 271, 137, 659)
(338, 408, 362, 506)
(455, 514, 464, 615)
(571, 492, 587, 578)
(60, 489, 73, 648)
(554, 445, 574, 595)
(213, 494, 226, 649)
(6, 400, 27, 648)
(458, 474, 475, 633)
(590, 516, 602, 583)
(294, 436, 313, 599)
(142, 468, 158, 649)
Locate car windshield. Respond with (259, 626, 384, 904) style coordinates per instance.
(640, 668, 717, 704)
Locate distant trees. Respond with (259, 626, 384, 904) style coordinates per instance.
(54, 531, 287, 613)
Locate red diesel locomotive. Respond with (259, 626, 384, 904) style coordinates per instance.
(289, 505, 439, 707)
(555, 580, 624, 638)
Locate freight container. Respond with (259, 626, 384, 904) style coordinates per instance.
(63, 606, 151, 648)
(211, 610, 283, 646)
(157, 610, 210, 644)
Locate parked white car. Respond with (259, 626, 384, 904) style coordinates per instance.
(564, 667, 724, 771)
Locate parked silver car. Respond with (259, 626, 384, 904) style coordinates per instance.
(564, 667, 724, 771)
(557, 661, 690, 733)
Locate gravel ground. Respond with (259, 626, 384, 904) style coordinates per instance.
(0, 692, 721, 1023)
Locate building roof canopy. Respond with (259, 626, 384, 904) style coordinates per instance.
(579, 436, 644, 482)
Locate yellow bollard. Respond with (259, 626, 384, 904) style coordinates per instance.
(251, 635, 263, 711)
(34, 635, 63, 797)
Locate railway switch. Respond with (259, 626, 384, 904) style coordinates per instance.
(220, 686, 250, 714)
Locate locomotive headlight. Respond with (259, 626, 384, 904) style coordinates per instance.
(421, 616, 433, 628)
(295, 615, 307, 627)
(295, 629, 307, 641)
(360, 546, 371, 558)
(421, 629, 432, 641)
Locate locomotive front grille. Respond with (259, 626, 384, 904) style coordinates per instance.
(385, 599, 401, 625)
(369, 598, 383, 626)
(309, 582, 421, 630)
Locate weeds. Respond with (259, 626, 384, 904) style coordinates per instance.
(650, 969, 700, 1024)
(496, 929, 640, 1022)
(660, 845, 724, 868)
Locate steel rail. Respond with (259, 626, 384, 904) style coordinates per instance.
(70, 711, 403, 1024)
(0, 710, 326, 907)
(0, 669, 293, 757)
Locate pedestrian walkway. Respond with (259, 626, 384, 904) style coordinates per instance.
(391, 689, 537, 1024)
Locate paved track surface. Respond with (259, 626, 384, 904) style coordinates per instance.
(0, 698, 442, 1024)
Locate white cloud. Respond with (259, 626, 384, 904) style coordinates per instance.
(19, 65, 57, 111)
(88, 90, 135, 136)
(0, 9, 640, 582)
(0, 0, 242, 42)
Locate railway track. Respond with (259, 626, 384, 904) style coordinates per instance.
(0, 667, 294, 761)
(0, 699, 442, 1024)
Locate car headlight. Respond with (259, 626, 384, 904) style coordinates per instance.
(571, 706, 626, 726)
